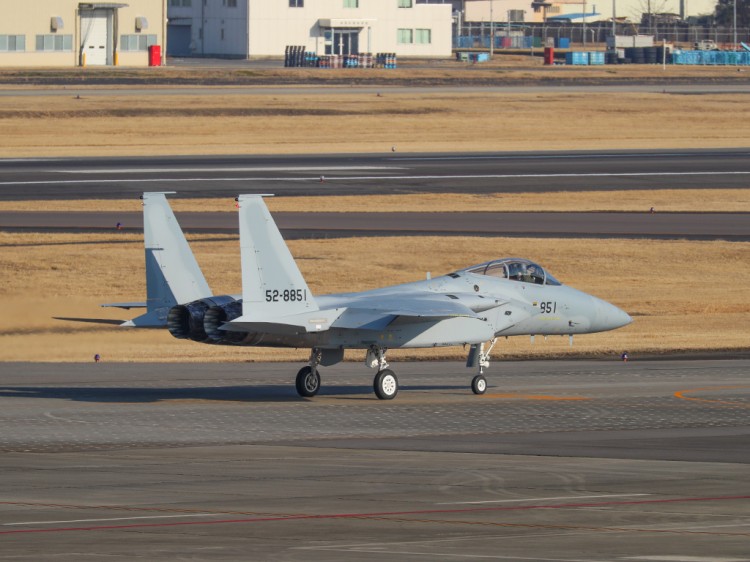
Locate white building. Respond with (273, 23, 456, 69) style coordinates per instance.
(464, 0, 588, 23)
(167, 0, 452, 58)
(0, 0, 167, 67)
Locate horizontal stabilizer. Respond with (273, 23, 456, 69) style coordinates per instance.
(120, 310, 171, 328)
(101, 302, 146, 310)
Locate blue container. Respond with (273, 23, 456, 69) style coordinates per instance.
(557, 38, 570, 49)
(565, 51, 589, 65)
(588, 52, 605, 65)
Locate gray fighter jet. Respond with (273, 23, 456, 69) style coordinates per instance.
(107, 192, 632, 400)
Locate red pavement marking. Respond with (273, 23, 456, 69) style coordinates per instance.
(1, 495, 748, 536)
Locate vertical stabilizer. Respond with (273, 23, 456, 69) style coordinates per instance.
(123, 192, 212, 326)
(238, 194, 317, 319)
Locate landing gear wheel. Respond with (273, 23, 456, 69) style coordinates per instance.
(295, 366, 320, 398)
(373, 369, 399, 400)
(471, 375, 487, 395)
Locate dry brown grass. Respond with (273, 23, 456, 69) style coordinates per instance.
(1, 231, 748, 362)
(1, 91, 750, 157)
(1, 59, 747, 84)
(1, 189, 749, 213)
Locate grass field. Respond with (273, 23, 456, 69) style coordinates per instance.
(1, 231, 748, 362)
(2, 90, 750, 157)
(1, 72, 748, 362)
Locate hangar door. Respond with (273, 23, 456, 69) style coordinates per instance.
(80, 9, 113, 66)
(167, 24, 192, 56)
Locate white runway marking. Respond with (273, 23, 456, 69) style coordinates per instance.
(624, 557, 750, 562)
(1, 171, 750, 187)
(3, 513, 222, 526)
(436, 493, 650, 505)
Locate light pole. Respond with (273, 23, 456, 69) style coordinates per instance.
(582, 0, 587, 48)
(490, 0, 494, 58)
(733, 0, 738, 51)
(612, 0, 616, 40)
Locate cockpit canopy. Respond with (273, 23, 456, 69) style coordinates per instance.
(460, 258, 562, 286)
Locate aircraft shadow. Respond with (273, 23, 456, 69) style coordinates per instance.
(0, 384, 467, 404)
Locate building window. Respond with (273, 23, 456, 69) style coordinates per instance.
(344, 0, 359, 6)
(120, 34, 158, 51)
(35, 35, 72, 52)
(289, 0, 304, 6)
(0, 35, 25, 52)
(397, 28, 413, 44)
(224, 0, 237, 6)
(415, 29, 431, 44)
(398, 0, 413, 7)
(170, 0, 191, 5)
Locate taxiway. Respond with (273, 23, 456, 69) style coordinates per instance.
(0, 360, 748, 560)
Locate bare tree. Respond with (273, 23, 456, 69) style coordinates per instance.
(713, 0, 750, 28)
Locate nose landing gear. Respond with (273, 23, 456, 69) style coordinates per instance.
(467, 338, 497, 395)
(367, 345, 398, 400)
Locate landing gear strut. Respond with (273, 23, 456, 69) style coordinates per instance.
(367, 345, 398, 400)
(468, 338, 497, 395)
(295, 348, 322, 397)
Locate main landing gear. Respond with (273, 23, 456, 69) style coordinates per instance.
(295, 341, 497, 399)
(295, 349, 322, 397)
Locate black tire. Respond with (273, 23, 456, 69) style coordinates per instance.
(295, 366, 320, 398)
(471, 375, 487, 395)
(373, 369, 399, 400)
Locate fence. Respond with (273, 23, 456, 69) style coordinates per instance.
(455, 22, 750, 49)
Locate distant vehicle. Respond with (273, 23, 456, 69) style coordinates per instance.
(105, 192, 632, 400)
(694, 40, 720, 51)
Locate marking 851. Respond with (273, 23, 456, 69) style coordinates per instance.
(540, 301, 557, 314)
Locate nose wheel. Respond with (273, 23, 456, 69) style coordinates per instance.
(374, 369, 399, 400)
(471, 374, 487, 395)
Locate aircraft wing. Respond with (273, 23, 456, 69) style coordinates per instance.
(331, 300, 478, 330)
(329, 293, 508, 330)
(225, 295, 488, 334)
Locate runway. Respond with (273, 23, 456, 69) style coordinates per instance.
(2, 210, 748, 241)
(0, 360, 748, 560)
(1, 148, 750, 199)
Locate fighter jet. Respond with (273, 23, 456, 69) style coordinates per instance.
(108, 192, 632, 400)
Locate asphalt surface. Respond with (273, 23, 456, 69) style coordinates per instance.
(0, 360, 748, 560)
(2, 210, 747, 241)
(1, 149, 750, 200)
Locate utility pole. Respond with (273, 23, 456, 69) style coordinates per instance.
(612, 0, 616, 39)
(583, 0, 587, 47)
(490, 0, 494, 58)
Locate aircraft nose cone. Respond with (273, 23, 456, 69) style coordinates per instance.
(596, 299, 632, 331)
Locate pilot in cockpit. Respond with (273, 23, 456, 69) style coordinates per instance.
(526, 264, 543, 284)
(508, 262, 527, 281)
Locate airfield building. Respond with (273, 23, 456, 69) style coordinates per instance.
(0, 0, 167, 67)
(167, 0, 453, 59)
